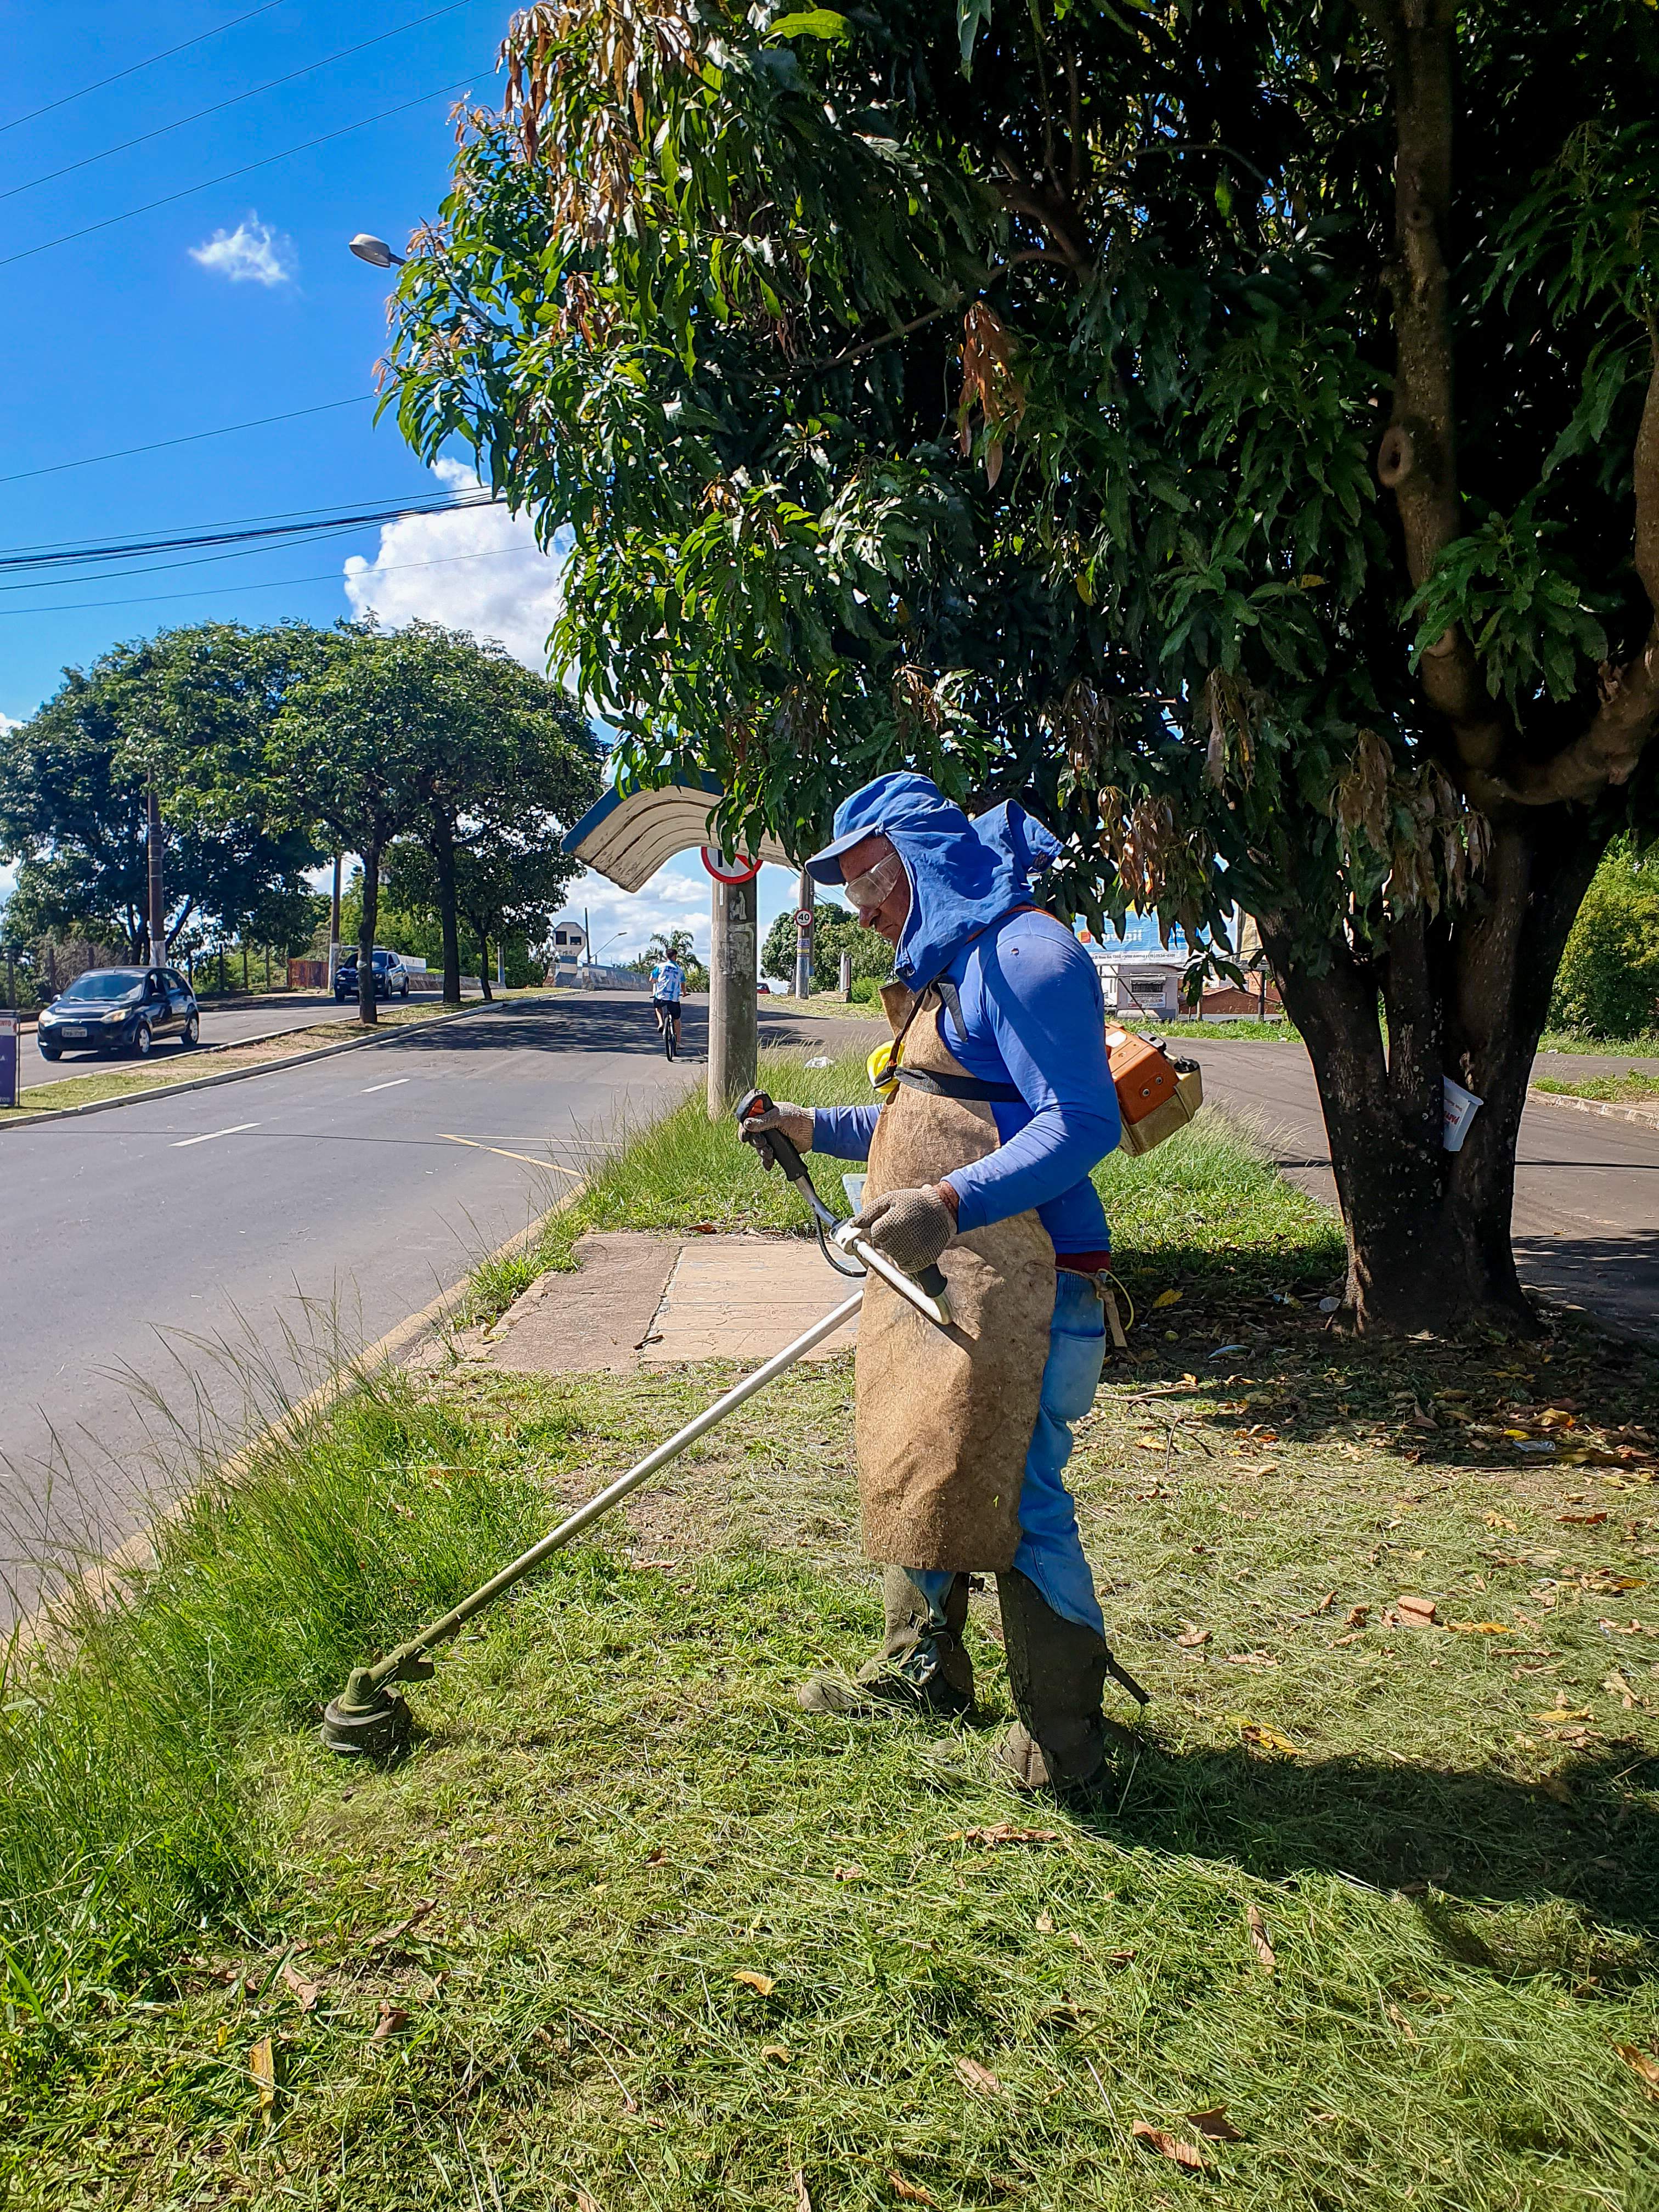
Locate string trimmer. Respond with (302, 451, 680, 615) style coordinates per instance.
(320, 1091, 950, 1756)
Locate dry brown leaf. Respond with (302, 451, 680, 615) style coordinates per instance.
(1035, 1910, 1056, 1933)
(962, 1824, 1059, 1847)
(793, 2174, 812, 2212)
(575, 2193, 604, 2212)
(1445, 1621, 1513, 1635)
(953, 2056, 1003, 2097)
(370, 2000, 410, 2042)
(760, 2043, 790, 2066)
(888, 2175, 939, 2206)
(1615, 2044, 1659, 2100)
(248, 2034, 277, 2112)
(366, 1898, 436, 1950)
(1559, 1510, 1608, 1526)
(1176, 1623, 1211, 1649)
(1186, 2106, 1245, 2142)
(1345, 1605, 1370, 1628)
(732, 1970, 775, 1995)
(1246, 1904, 1276, 1974)
(1311, 1591, 1336, 1614)
(832, 1864, 866, 1883)
(1131, 2120, 1207, 2172)
(1238, 1720, 1304, 1756)
(280, 1960, 319, 2013)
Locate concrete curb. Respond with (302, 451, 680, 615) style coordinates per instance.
(1527, 1085, 1659, 1136)
(1, 996, 552, 1133)
(15, 1173, 588, 1651)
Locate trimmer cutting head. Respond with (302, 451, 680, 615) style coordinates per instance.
(321, 1666, 413, 1758)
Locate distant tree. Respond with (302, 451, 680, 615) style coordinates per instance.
(387, 825, 582, 1000)
(763, 905, 890, 995)
(1549, 839, 1659, 1037)
(630, 927, 709, 992)
(0, 628, 323, 962)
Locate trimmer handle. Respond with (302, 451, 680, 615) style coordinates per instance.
(735, 1086, 809, 1182)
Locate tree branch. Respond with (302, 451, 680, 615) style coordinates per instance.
(1378, 1, 1505, 772)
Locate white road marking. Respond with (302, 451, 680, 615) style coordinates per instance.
(172, 1121, 259, 1149)
(362, 1077, 409, 1094)
(441, 1132, 583, 1176)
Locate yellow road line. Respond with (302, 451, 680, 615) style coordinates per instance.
(441, 1131, 583, 1176)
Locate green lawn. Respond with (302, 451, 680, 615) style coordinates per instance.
(1533, 1070, 1659, 1108)
(4, 1060, 1657, 2209)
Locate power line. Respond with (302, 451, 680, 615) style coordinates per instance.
(0, 539, 548, 617)
(2, 2, 483, 205)
(3, 489, 493, 559)
(0, 397, 370, 487)
(0, 493, 503, 575)
(0, 505, 514, 592)
(0, 78, 477, 270)
(0, 2, 290, 137)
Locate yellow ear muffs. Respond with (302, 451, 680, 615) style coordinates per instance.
(867, 1039, 902, 1099)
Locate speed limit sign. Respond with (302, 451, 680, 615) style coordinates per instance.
(794, 907, 815, 928)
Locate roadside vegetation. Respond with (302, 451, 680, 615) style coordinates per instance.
(4, 1051, 1655, 2206)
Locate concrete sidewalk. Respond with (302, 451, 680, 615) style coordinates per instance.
(478, 1232, 859, 1374)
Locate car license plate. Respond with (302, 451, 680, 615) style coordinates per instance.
(61, 1025, 87, 1039)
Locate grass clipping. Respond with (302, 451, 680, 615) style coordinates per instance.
(3, 1053, 1658, 2208)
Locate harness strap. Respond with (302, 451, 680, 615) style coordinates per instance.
(890, 1064, 1023, 1104)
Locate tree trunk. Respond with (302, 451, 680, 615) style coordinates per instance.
(358, 840, 381, 1026)
(1262, 808, 1607, 1335)
(477, 931, 493, 1002)
(432, 814, 462, 1007)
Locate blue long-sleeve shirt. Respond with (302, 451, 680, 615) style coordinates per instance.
(811, 909, 1119, 1254)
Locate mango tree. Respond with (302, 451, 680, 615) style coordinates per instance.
(387, 0, 1659, 1331)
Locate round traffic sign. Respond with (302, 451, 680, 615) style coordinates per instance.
(700, 845, 764, 885)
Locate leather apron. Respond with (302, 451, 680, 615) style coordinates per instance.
(853, 981, 1057, 1573)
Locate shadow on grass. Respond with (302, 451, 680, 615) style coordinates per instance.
(1087, 1730, 1659, 1946)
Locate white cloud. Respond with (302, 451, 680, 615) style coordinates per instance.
(342, 459, 567, 673)
(189, 213, 296, 287)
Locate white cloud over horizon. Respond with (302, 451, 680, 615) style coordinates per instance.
(189, 213, 296, 287)
(342, 459, 567, 673)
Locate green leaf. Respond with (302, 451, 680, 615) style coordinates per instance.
(766, 9, 850, 38)
(958, 0, 993, 70)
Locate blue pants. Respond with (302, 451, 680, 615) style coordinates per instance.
(907, 1268, 1108, 1635)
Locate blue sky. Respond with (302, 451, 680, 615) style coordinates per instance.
(0, 0, 812, 955)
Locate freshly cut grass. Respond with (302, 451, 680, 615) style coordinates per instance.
(1537, 1026, 1659, 1058)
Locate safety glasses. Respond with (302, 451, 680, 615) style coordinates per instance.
(841, 851, 904, 911)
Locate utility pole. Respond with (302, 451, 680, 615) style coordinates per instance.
(708, 873, 758, 1118)
(792, 864, 814, 1000)
(328, 854, 343, 990)
(584, 905, 591, 964)
(146, 780, 166, 969)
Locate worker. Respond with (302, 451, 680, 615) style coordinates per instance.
(743, 772, 1139, 1797)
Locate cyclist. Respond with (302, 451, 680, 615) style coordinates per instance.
(650, 952, 685, 1050)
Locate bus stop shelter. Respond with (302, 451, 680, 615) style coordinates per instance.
(562, 777, 795, 1113)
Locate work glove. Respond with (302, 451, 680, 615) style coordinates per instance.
(741, 1099, 815, 1171)
(852, 1184, 956, 1276)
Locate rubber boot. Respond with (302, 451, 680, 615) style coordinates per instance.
(799, 1567, 975, 1717)
(994, 1568, 1113, 1796)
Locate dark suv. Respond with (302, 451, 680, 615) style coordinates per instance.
(334, 950, 413, 1002)
(37, 967, 199, 1061)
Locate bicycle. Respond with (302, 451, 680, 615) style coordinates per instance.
(653, 995, 680, 1059)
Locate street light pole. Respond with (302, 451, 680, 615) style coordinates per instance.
(146, 779, 166, 969)
(328, 852, 343, 990)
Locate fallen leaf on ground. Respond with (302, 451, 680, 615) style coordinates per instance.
(1486, 1512, 1519, 1531)
(1153, 1289, 1182, 1308)
(1224, 1650, 1278, 1668)
(1332, 1630, 1364, 1646)
(962, 1824, 1059, 1847)
(887, 2176, 939, 2205)
(1446, 1621, 1513, 1634)
(1396, 1595, 1438, 1627)
(953, 2056, 1003, 2097)
(832, 1864, 866, 1882)
(1615, 2044, 1659, 2100)
(371, 2001, 410, 2042)
(1238, 1720, 1304, 1755)
(1246, 1904, 1276, 1973)
(1345, 1605, 1370, 1628)
(1176, 1623, 1211, 1648)
(1311, 1591, 1336, 1614)
(280, 1960, 319, 2012)
(1186, 2106, 1245, 2142)
(366, 1898, 436, 1949)
(760, 2044, 789, 2065)
(733, 1971, 776, 1995)
(249, 2034, 276, 2112)
(793, 2174, 812, 2212)
(1531, 1707, 1593, 1723)
(1035, 1910, 1055, 1933)
(1135, 1434, 1165, 1451)
(1602, 1670, 1640, 1702)
(1131, 2121, 1207, 2172)
(574, 2192, 603, 2212)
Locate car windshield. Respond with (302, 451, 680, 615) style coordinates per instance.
(60, 971, 143, 1002)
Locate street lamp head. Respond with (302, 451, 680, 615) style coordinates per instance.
(348, 233, 404, 269)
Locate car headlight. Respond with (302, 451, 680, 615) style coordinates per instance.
(103, 1008, 128, 1023)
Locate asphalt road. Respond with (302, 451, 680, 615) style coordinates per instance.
(17, 984, 472, 1092)
(1182, 1037, 1659, 1340)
